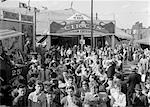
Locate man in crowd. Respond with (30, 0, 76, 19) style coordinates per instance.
(61, 86, 82, 107)
(131, 84, 149, 107)
(28, 80, 47, 107)
(125, 67, 141, 106)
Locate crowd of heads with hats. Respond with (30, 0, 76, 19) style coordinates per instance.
(0, 44, 150, 107)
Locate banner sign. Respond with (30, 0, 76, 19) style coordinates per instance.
(67, 13, 90, 20)
(3, 11, 19, 20)
(50, 20, 115, 35)
(21, 14, 33, 22)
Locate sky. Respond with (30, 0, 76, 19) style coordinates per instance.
(0, 0, 150, 29)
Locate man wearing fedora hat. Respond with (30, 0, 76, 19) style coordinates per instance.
(125, 66, 142, 106)
(131, 84, 148, 107)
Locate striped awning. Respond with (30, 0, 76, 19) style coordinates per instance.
(0, 29, 23, 40)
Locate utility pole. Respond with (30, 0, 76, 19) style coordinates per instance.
(91, 0, 93, 50)
(95, 12, 98, 48)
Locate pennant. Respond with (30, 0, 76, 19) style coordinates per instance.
(34, 8, 40, 13)
(19, 2, 28, 8)
(1, 0, 6, 2)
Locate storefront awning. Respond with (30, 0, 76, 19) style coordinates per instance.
(134, 37, 150, 45)
(0, 29, 23, 40)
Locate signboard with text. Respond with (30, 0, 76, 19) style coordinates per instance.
(67, 13, 90, 20)
(21, 14, 33, 22)
(2, 10, 33, 23)
(50, 20, 115, 36)
(3, 11, 19, 20)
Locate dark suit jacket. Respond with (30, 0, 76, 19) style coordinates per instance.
(106, 65, 116, 79)
(126, 72, 141, 92)
(132, 93, 149, 107)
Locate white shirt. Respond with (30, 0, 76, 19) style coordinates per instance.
(67, 96, 78, 107)
(28, 91, 44, 102)
(112, 91, 126, 107)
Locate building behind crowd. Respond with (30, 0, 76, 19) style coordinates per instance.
(0, 6, 133, 51)
(131, 22, 150, 48)
(132, 21, 150, 40)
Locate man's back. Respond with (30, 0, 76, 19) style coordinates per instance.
(107, 65, 115, 79)
(127, 72, 141, 91)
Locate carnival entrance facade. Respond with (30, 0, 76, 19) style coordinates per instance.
(49, 19, 115, 49)
(36, 10, 116, 49)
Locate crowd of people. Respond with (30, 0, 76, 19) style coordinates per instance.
(0, 44, 150, 107)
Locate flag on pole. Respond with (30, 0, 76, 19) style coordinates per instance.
(1, 0, 6, 2)
(19, 2, 28, 8)
(34, 7, 40, 13)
